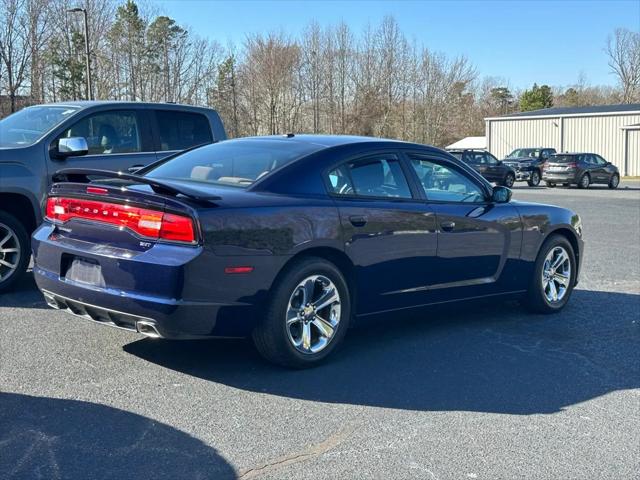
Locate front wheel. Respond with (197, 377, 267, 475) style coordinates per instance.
(503, 172, 515, 188)
(608, 173, 620, 189)
(524, 234, 576, 314)
(527, 170, 541, 187)
(252, 257, 351, 368)
(0, 211, 30, 293)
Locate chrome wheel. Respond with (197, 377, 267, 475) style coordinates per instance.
(0, 222, 20, 282)
(286, 275, 341, 354)
(541, 246, 571, 304)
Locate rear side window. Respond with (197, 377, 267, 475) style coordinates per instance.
(155, 110, 212, 151)
(59, 110, 142, 155)
(549, 155, 577, 164)
(328, 155, 411, 199)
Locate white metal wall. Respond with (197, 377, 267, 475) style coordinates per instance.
(627, 129, 640, 176)
(487, 113, 640, 175)
(487, 118, 560, 159)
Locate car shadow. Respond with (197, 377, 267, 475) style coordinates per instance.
(0, 271, 49, 309)
(125, 289, 640, 416)
(0, 392, 237, 480)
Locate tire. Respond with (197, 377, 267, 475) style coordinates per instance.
(577, 173, 590, 189)
(562, 183, 570, 187)
(252, 256, 351, 368)
(503, 172, 515, 188)
(545, 182, 556, 188)
(608, 173, 620, 189)
(527, 170, 541, 187)
(524, 234, 576, 314)
(0, 211, 30, 293)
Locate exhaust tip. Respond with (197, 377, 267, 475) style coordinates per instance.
(136, 320, 162, 339)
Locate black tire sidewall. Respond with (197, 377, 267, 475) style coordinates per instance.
(504, 173, 515, 188)
(254, 257, 351, 367)
(527, 235, 576, 313)
(609, 174, 619, 189)
(0, 211, 30, 292)
(578, 173, 590, 189)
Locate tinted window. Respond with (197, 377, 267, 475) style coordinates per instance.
(329, 155, 411, 199)
(0, 105, 79, 147)
(593, 155, 607, 165)
(145, 139, 322, 188)
(549, 155, 578, 164)
(60, 110, 142, 155)
(155, 110, 212, 151)
(410, 155, 485, 203)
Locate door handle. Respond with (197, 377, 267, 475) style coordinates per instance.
(349, 215, 368, 227)
(441, 221, 456, 232)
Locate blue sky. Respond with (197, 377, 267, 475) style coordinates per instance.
(157, 0, 640, 89)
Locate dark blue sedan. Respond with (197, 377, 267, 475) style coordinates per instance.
(32, 135, 584, 367)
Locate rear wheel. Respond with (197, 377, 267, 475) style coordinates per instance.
(0, 211, 30, 293)
(578, 173, 590, 189)
(524, 234, 576, 314)
(608, 173, 620, 189)
(252, 257, 351, 368)
(527, 170, 541, 187)
(503, 172, 515, 188)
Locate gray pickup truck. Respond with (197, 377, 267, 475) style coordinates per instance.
(0, 101, 226, 291)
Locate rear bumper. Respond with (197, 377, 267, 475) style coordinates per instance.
(542, 172, 578, 183)
(32, 223, 283, 338)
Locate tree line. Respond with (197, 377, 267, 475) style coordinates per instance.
(1, 0, 638, 146)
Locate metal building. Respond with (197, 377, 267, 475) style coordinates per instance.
(485, 104, 640, 176)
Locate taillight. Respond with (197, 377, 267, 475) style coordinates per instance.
(567, 162, 578, 169)
(45, 197, 196, 244)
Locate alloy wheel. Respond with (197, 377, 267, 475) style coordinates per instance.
(286, 275, 341, 354)
(530, 171, 540, 186)
(0, 222, 21, 282)
(541, 246, 571, 304)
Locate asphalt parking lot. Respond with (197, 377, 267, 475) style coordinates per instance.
(1, 181, 639, 479)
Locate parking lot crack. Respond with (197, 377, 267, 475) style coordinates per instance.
(238, 426, 354, 479)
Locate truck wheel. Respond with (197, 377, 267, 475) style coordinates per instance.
(527, 170, 541, 187)
(0, 211, 30, 293)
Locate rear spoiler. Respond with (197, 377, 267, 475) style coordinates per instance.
(52, 168, 222, 202)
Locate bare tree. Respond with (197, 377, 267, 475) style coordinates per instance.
(0, 0, 31, 112)
(606, 28, 640, 103)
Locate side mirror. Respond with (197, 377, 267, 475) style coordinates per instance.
(55, 137, 88, 159)
(492, 185, 512, 203)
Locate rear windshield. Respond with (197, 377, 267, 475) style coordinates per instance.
(144, 139, 323, 188)
(548, 155, 577, 163)
(507, 148, 540, 159)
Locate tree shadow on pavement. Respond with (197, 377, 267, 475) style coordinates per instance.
(126, 289, 640, 415)
(0, 393, 237, 480)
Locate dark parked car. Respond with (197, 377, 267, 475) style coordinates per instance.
(502, 147, 556, 186)
(542, 153, 620, 189)
(0, 101, 226, 292)
(32, 135, 583, 368)
(447, 149, 516, 187)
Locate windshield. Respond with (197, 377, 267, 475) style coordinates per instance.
(506, 148, 540, 159)
(144, 139, 324, 188)
(449, 152, 463, 160)
(0, 105, 79, 147)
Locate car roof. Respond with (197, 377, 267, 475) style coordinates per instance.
(236, 134, 410, 148)
(31, 100, 218, 113)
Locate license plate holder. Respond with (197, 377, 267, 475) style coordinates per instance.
(65, 257, 105, 287)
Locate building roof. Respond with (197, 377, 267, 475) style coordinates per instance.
(446, 136, 486, 150)
(486, 103, 640, 120)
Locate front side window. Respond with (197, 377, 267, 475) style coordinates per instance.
(410, 155, 485, 203)
(593, 155, 607, 165)
(328, 155, 412, 199)
(155, 110, 212, 151)
(0, 105, 79, 147)
(59, 111, 142, 155)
